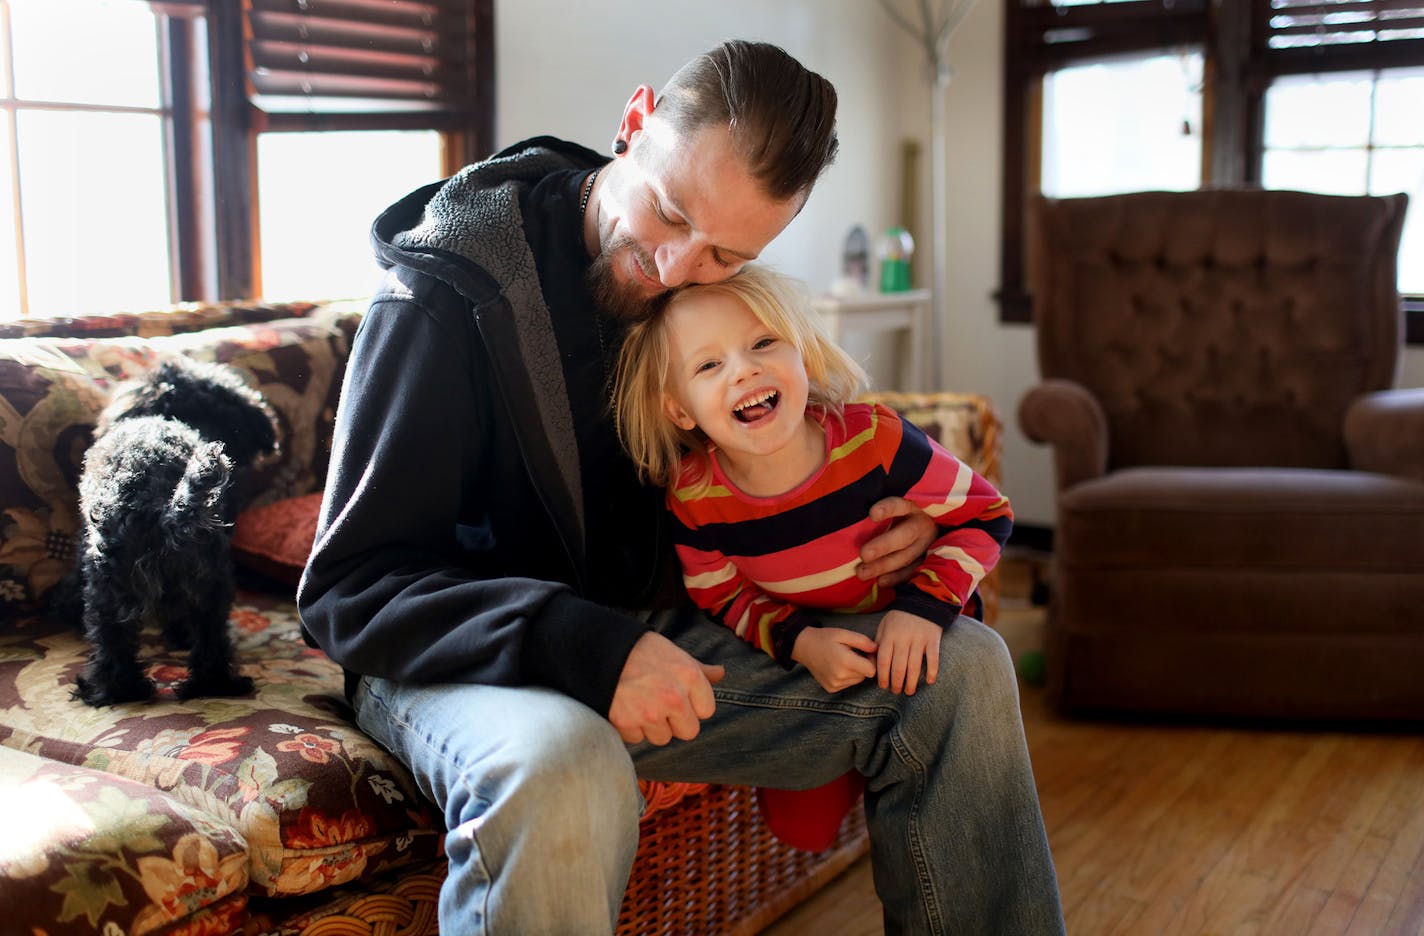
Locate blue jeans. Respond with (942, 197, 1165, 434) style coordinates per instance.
(352, 611, 1065, 935)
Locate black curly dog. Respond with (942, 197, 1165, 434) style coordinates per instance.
(66, 357, 279, 706)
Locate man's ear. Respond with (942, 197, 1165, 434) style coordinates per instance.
(616, 85, 657, 155)
(663, 393, 697, 432)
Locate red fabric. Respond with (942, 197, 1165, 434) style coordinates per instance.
(231, 492, 323, 587)
(756, 772, 865, 853)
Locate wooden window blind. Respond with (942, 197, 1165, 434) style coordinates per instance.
(1256, 0, 1424, 72)
(1011, 0, 1208, 74)
(243, 0, 492, 131)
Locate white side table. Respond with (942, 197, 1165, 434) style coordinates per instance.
(812, 288, 931, 392)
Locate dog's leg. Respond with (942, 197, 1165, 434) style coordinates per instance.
(176, 569, 253, 700)
(74, 567, 155, 706)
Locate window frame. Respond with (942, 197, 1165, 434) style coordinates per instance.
(999, 0, 1424, 344)
(0, 0, 207, 317)
(213, 0, 495, 301)
(0, 0, 494, 317)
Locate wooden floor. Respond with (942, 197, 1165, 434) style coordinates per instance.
(762, 557, 1424, 936)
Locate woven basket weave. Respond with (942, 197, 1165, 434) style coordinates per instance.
(618, 783, 870, 936)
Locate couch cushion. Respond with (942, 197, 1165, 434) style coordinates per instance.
(0, 594, 444, 898)
(0, 744, 249, 935)
(1060, 466, 1424, 573)
(0, 299, 322, 339)
(0, 311, 358, 617)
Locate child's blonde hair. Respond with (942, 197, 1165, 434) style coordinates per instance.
(613, 264, 868, 487)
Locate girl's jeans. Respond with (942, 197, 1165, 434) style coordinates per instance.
(351, 611, 1066, 935)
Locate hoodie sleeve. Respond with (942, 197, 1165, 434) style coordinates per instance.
(297, 283, 648, 715)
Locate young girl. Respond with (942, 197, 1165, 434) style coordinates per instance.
(614, 265, 1013, 698)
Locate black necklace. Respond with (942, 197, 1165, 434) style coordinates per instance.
(580, 167, 600, 221)
(581, 166, 614, 384)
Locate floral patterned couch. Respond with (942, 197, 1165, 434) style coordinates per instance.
(0, 300, 1002, 935)
(0, 300, 457, 935)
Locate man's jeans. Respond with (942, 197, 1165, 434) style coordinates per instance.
(351, 611, 1065, 935)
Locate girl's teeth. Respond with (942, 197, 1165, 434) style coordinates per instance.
(733, 391, 779, 422)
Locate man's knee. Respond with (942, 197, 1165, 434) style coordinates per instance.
(438, 698, 642, 932)
(935, 617, 1018, 705)
(500, 705, 641, 819)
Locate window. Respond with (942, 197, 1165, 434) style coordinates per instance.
(1262, 68, 1424, 294)
(1042, 51, 1203, 197)
(256, 130, 442, 300)
(0, 0, 190, 319)
(0, 0, 493, 321)
(1001, 0, 1424, 341)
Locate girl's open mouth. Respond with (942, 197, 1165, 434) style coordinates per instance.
(732, 390, 779, 423)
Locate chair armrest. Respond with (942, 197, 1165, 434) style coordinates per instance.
(1017, 379, 1109, 491)
(1345, 388, 1424, 483)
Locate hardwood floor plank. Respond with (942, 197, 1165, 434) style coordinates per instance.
(1052, 730, 1238, 917)
(1191, 735, 1385, 934)
(1307, 832, 1394, 936)
(1121, 735, 1300, 935)
(1342, 751, 1424, 936)
(1381, 836, 1424, 935)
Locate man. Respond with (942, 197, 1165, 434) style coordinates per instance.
(299, 39, 1064, 934)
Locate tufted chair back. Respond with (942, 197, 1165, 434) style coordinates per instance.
(1028, 189, 1408, 471)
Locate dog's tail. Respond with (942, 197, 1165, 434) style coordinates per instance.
(164, 442, 233, 543)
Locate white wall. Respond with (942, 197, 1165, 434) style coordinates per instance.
(495, 0, 906, 293)
(496, 0, 1424, 529)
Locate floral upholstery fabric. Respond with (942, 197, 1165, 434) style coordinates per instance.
(0, 744, 250, 935)
(0, 593, 445, 900)
(0, 303, 361, 618)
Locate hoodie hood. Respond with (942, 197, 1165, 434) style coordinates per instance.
(371, 136, 602, 288)
(368, 136, 605, 579)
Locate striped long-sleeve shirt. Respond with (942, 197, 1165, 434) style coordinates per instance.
(668, 402, 1013, 667)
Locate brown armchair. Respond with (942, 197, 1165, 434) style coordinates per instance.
(1018, 189, 1424, 721)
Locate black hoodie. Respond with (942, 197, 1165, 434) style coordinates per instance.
(297, 137, 673, 714)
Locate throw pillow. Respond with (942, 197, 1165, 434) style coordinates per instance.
(231, 492, 323, 588)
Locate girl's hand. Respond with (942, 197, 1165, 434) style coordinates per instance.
(874, 610, 942, 695)
(792, 626, 877, 693)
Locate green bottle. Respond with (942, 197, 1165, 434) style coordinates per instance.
(878, 227, 914, 292)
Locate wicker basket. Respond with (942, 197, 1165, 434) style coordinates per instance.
(618, 783, 870, 936)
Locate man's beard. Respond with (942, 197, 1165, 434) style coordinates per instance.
(585, 234, 668, 323)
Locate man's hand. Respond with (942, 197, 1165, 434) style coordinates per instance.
(874, 610, 941, 695)
(791, 626, 877, 693)
(609, 631, 724, 746)
(858, 496, 936, 587)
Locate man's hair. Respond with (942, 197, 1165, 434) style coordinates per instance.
(613, 265, 868, 489)
(655, 40, 839, 201)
